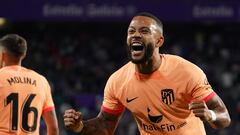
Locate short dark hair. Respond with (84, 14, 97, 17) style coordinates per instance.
(0, 34, 27, 57)
(134, 12, 163, 33)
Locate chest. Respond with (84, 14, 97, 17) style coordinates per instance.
(118, 79, 191, 119)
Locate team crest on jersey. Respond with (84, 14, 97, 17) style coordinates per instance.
(161, 89, 175, 105)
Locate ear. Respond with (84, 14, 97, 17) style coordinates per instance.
(156, 35, 164, 48)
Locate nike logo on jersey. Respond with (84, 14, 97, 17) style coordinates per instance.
(126, 97, 138, 103)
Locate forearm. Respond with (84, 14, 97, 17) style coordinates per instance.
(80, 117, 111, 135)
(208, 110, 231, 129)
(207, 96, 231, 129)
(64, 110, 121, 135)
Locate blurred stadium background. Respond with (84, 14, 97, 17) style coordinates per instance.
(0, 0, 240, 135)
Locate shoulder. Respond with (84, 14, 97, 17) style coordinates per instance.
(163, 54, 205, 77)
(163, 54, 190, 66)
(110, 62, 133, 78)
(23, 67, 50, 85)
(107, 61, 134, 84)
(0, 66, 9, 74)
(177, 56, 204, 76)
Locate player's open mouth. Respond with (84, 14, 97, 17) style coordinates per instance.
(131, 43, 144, 51)
(130, 42, 145, 56)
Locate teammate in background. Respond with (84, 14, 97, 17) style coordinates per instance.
(64, 12, 231, 135)
(0, 34, 59, 135)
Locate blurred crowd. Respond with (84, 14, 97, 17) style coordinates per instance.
(1, 21, 239, 135)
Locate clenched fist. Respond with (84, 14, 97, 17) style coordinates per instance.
(189, 101, 215, 122)
(64, 109, 84, 133)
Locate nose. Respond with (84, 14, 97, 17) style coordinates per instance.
(132, 31, 141, 38)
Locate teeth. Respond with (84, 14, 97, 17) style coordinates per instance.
(131, 43, 144, 51)
(132, 43, 142, 46)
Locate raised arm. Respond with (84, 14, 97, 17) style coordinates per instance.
(189, 93, 231, 129)
(64, 109, 122, 135)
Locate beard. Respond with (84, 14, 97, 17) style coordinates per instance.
(127, 42, 154, 64)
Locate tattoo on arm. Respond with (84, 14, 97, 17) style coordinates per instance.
(80, 111, 121, 135)
(206, 95, 231, 128)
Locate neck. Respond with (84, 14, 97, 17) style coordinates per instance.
(3, 61, 21, 67)
(135, 54, 161, 74)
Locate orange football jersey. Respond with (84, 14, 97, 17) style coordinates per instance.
(102, 54, 215, 135)
(0, 65, 55, 135)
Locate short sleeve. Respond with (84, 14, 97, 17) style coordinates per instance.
(187, 65, 215, 102)
(102, 75, 124, 115)
(42, 77, 55, 114)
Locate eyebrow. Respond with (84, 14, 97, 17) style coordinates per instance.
(128, 26, 151, 30)
(128, 26, 135, 29)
